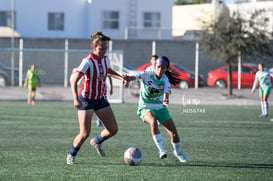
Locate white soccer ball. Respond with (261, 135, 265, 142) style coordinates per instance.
(124, 147, 143, 166)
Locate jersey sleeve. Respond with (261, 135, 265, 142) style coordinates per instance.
(252, 72, 259, 91)
(76, 57, 90, 74)
(135, 71, 147, 80)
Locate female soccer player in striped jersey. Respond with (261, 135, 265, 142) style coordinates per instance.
(123, 56, 188, 163)
(67, 31, 124, 165)
(251, 63, 273, 118)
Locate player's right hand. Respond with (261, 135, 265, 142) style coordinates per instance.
(73, 98, 82, 109)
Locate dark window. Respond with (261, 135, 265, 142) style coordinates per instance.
(0, 11, 16, 28)
(143, 12, 160, 28)
(48, 12, 64, 31)
(103, 11, 119, 29)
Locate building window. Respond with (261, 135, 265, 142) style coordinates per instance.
(143, 12, 160, 28)
(48, 12, 64, 31)
(0, 11, 16, 28)
(103, 11, 119, 29)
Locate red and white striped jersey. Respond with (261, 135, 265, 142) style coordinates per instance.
(75, 52, 110, 100)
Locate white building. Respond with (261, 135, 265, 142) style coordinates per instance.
(0, 0, 272, 39)
(0, 0, 173, 39)
(172, 0, 273, 38)
(227, 0, 273, 34)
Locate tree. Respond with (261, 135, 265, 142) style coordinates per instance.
(200, 9, 272, 96)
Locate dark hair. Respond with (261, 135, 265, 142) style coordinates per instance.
(151, 55, 158, 59)
(90, 31, 111, 47)
(157, 56, 180, 86)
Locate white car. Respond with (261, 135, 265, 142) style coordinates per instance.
(0, 62, 20, 87)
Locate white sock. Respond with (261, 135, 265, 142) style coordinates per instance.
(264, 101, 268, 115)
(152, 134, 166, 153)
(261, 101, 265, 114)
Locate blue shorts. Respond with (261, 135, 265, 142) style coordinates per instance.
(78, 95, 110, 111)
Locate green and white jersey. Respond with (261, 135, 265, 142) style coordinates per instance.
(252, 70, 273, 91)
(136, 70, 171, 110)
(145, 65, 155, 71)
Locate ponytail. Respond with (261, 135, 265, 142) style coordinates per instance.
(165, 70, 180, 86)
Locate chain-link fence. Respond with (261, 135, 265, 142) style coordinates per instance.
(0, 39, 124, 88)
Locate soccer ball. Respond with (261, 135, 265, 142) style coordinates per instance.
(124, 147, 143, 166)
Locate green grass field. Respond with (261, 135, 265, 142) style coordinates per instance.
(1, 101, 273, 181)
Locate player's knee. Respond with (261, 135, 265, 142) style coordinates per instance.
(81, 132, 90, 140)
(109, 124, 118, 136)
(112, 125, 118, 135)
(150, 120, 159, 131)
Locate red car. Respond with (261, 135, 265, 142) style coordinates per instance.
(207, 63, 259, 88)
(136, 63, 205, 89)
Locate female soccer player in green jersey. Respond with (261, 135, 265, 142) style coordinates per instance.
(123, 56, 188, 163)
(251, 63, 273, 118)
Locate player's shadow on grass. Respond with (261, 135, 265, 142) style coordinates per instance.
(142, 161, 273, 169)
(189, 161, 273, 169)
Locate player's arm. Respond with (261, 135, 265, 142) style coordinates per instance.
(163, 93, 169, 107)
(163, 78, 171, 106)
(269, 70, 273, 78)
(24, 72, 29, 87)
(70, 71, 82, 109)
(122, 74, 140, 87)
(108, 76, 113, 95)
(107, 68, 123, 80)
(251, 73, 259, 94)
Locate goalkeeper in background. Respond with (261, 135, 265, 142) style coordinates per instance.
(24, 64, 40, 105)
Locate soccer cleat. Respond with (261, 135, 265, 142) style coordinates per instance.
(159, 151, 167, 159)
(173, 150, 188, 163)
(66, 154, 75, 165)
(27, 99, 31, 104)
(31, 100, 35, 105)
(96, 120, 103, 127)
(90, 138, 105, 156)
(259, 114, 268, 118)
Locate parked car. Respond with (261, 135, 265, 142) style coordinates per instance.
(136, 63, 205, 89)
(207, 63, 260, 88)
(0, 62, 20, 87)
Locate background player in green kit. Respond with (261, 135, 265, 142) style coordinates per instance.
(251, 63, 273, 118)
(123, 56, 188, 163)
(24, 64, 40, 105)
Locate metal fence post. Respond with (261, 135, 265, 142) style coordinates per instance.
(195, 42, 199, 89)
(64, 39, 69, 87)
(19, 38, 23, 87)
